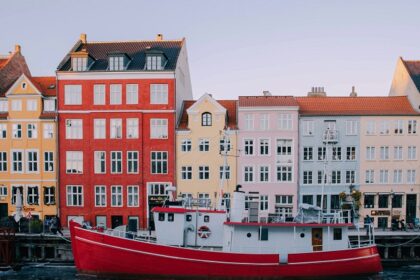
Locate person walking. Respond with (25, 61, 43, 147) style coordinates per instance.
(365, 215, 372, 236)
(56, 215, 64, 236)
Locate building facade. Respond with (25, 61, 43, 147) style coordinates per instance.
(57, 34, 192, 229)
(176, 93, 237, 207)
(237, 95, 299, 218)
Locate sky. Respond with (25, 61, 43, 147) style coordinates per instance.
(1, 0, 420, 99)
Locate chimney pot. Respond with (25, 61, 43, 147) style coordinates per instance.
(14, 44, 21, 54)
(156, 34, 163, 41)
(350, 86, 357, 97)
(80, 33, 87, 44)
(263, 90, 272, 96)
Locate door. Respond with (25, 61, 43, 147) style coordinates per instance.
(406, 194, 417, 224)
(0, 203, 8, 219)
(312, 228, 323, 251)
(128, 216, 138, 232)
(111, 215, 123, 229)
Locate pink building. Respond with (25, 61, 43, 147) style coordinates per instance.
(237, 95, 299, 219)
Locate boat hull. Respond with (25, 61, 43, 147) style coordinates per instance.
(70, 222, 382, 278)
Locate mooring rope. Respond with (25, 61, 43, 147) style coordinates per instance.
(376, 233, 420, 247)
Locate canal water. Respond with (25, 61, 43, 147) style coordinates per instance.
(0, 265, 419, 280)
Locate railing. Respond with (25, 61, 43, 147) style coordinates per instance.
(349, 223, 375, 248)
(86, 226, 157, 244)
(183, 198, 212, 209)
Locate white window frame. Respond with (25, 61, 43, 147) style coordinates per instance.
(0, 124, 6, 139)
(111, 151, 123, 174)
(27, 123, 37, 139)
(126, 84, 138, 104)
(11, 150, 23, 173)
(43, 99, 56, 111)
(393, 169, 403, 184)
(26, 99, 37, 111)
(150, 118, 168, 139)
(408, 146, 417, 160)
(64, 85, 82, 105)
(243, 166, 254, 183)
(26, 150, 39, 173)
(11, 100, 22, 111)
(127, 151, 139, 174)
(93, 84, 106, 105)
(126, 118, 139, 139)
(110, 119, 122, 139)
(245, 114, 254, 130)
(94, 119, 106, 139)
(198, 166, 210, 180)
(44, 151, 54, 172)
(150, 84, 168, 104)
(181, 166, 192, 180)
(110, 84, 122, 105)
(259, 165, 270, 182)
(127, 185, 139, 207)
(66, 185, 83, 206)
(259, 139, 270, 156)
(95, 185, 107, 207)
(393, 146, 403, 160)
(302, 120, 314, 136)
(111, 185, 123, 207)
(94, 151, 106, 174)
(199, 138, 210, 152)
(65, 119, 83, 139)
(244, 139, 254, 156)
(278, 114, 293, 130)
(66, 151, 83, 174)
(0, 151, 7, 172)
(43, 123, 54, 139)
(12, 124, 22, 139)
(259, 114, 269, 130)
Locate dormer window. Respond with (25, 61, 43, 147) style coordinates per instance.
(109, 56, 124, 71)
(202, 112, 212, 126)
(145, 50, 167, 70)
(72, 57, 87, 71)
(0, 100, 7, 112)
(44, 99, 56, 112)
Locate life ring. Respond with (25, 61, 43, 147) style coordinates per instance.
(197, 226, 211, 239)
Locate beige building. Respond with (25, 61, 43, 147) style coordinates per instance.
(176, 94, 238, 207)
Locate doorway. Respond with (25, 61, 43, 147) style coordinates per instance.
(111, 215, 123, 229)
(312, 228, 323, 251)
(406, 194, 417, 224)
(0, 203, 8, 219)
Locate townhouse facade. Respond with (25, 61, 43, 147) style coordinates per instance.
(176, 93, 238, 207)
(56, 34, 192, 229)
(237, 95, 299, 218)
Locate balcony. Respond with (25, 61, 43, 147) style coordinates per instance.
(322, 129, 339, 143)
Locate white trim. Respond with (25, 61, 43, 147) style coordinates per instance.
(57, 72, 175, 80)
(58, 110, 175, 114)
(0, 179, 57, 182)
(239, 106, 299, 112)
(5, 74, 42, 97)
(186, 93, 227, 115)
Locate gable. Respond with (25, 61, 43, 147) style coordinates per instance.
(6, 74, 41, 96)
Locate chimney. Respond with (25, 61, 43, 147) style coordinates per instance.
(262, 90, 272, 96)
(307, 86, 326, 97)
(80, 33, 87, 44)
(14, 44, 21, 54)
(156, 34, 163, 41)
(350, 86, 357, 97)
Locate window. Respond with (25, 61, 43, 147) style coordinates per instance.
(0, 100, 8, 112)
(394, 146, 403, 160)
(12, 124, 22, 138)
(316, 195, 327, 209)
(393, 169, 403, 184)
(43, 99, 55, 111)
(318, 147, 326, 161)
(408, 146, 417, 160)
(11, 151, 23, 172)
(379, 170, 389, 184)
(110, 119, 122, 139)
(127, 151, 139, 174)
(11, 186, 23, 205)
(345, 120, 358, 135)
(366, 146, 375, 160)
(275, 195, 293, 218)
(278, 114, 292, 130)
(27, 185, 39, 205)
(94, 119, 106, 139)
(277, 165, 292, 182)
(394, 120, 404, 134)
(332, 195, 341, 210)
(302, 195, 313, 205)
(365, 170, 374, 184)
(245, 114, 254, 130)
(199, 193, 211, 208)
(244, 139, 254, 155)
(333, 228, 342, 240)
(64, 85, 82, 105)
(392, 194, 403, 208)
(109, 56, 124, 71)
(331, 170, 341, 184)
(379, 120, 390, 135)
(94, 151, 106, 174)
(259, 166, 269, 182)
(201, 112, 212, 126)
(219, 138, 231, 152)
(150, 84, 168, 104)
(65, 119, 83, 139)
(26, 150, 38, 172)
(199, 139, 209, 152)
(332, 147, 342, 161)
(0, 124, 6, 138)
(364, 194, 375, 208)
(407, 170, 416, 184)
(111, 151, 122, 174)
(11, 100, 22, 111)
(303, 171, 313, 184)
(95, 185, 106, 207)
(110, 84, 122, 105)
(27, 124, 37, 139)
(44, 187, 55, 205)
(302, 120, 314, 136)
(408, 120, 417, 134)
(151, 151, 168, 174)
(43, 123, 54, 139)
(199, 166, 210, 180)
(148, 183, 170, 195)
(26, 100, 37, 111)
(146, 55, 164, 70)
(66, 185, 83, 206)
(44, 152, 54, 172)
(378, 194, 389, 208)
(380, 146, 389, 160)
(126, 118, 139, 139)
(346, 170, 355, 184)
(150, 119, 168, 139)
(259, 139, 269, 155)
(66, 151, 83, 174)
(158, 213, 165, 221)
(181, 166, 192, 180)
(127, 186, 139, 207)
(0, 152, 7, 172)
(219, 165, 231, 179)
(126, 84, 138, 104)
(72, 57, 87, 71)
(260, 195, 269, 211)
(303, 147, 313, 161)
(111, 185, 123, 207)
(244, 166, 254, 182)
(317, 171, 325, 184)
(346, 146, 356, 161)
(260, 114, 269, 130)
(277, 139, 292, 156)
(93, 84, 105, 105)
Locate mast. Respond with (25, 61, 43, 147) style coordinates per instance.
(218, 128, 230, 210)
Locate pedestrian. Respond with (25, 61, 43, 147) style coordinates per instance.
(365, 215, 372, 236)
(56, 215, 64, 236)
(400, 219, 406, 231)
(50, 216, 58, 234)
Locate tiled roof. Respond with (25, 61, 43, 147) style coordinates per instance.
(402, 59, 420, 92)
(0, 51, 31, 96)
(58, 40, 184, 71)
(295, 96, 419, 116)
(238, 96, 299, 107)
(30, 77, 57, 97)
(0, 58, 8, 68)
(178, 100, 238, 130)
(40, 112, 57, 119)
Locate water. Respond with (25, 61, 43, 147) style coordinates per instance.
(0, 265, 419, 280)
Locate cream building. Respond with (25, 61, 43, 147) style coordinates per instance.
(176, 94, 238, 207)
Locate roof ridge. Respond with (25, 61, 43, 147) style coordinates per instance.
(87, 39, 183, 44)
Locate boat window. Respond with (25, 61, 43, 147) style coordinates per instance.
(168, 213, 174, 222)
(186, 214, 192, 222)
(158, 213, 165, 221)
(258, 227, 268, 241)
(333, 228, 342, 240)
(204, 215, 210, 223)
(247, 232, 252, 238)
(300, 233, 305, 238)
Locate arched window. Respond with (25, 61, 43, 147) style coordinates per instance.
(201, 112, 212, 126)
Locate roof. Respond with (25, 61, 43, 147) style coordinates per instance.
(238, 96, 299, 107)
(0, 58, 8, 68)
(177, 100, 238, 130)
(402, 59, 420, 92)
(295, 96, 419, 116)
(0, 50, 31, 96)
(57, 40, 184, 71)
(30, 77, 57, 97)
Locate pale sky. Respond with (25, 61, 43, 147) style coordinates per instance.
(1, 0, 420, 99)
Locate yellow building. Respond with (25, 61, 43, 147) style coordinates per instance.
(176, 93, 238, 207)
(0, 73, 57, 221)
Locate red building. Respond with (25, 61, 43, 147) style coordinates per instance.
(57, 34, 192, 229)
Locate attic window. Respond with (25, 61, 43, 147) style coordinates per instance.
(22, 82, 27, 89)
(109, 56, 125, 71)
(72, 57, 87, 71)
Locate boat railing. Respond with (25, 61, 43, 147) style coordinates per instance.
(183, 198, 212, 209)
(349, 223, 375, 248)
(89, 227, 157, 244)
